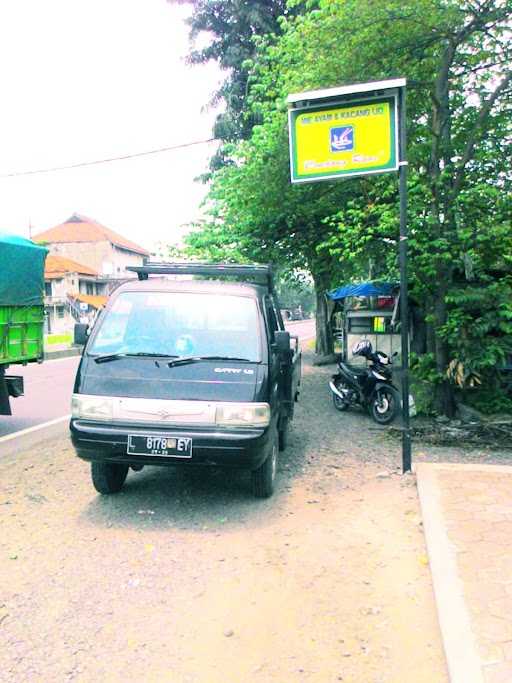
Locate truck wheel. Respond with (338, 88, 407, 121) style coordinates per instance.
(278, 417, 289, 451)
(91, 462, 129, 494)
(252, 438, 278, 499)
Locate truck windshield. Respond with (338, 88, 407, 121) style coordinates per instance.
(88, 291, 262, 362)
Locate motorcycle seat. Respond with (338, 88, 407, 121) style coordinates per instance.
(339, 361, 367, 377)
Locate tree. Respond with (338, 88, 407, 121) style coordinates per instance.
(170, 0, 307, 168)
(276, 275, 315, 316)
(183, 0, 512, 412)
(414, 1, 512, 414)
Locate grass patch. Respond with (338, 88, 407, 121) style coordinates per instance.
(45, 333, 72, 346)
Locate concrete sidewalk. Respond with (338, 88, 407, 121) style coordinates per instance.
(416, 463, 512, 683)
(43, 345, 81, 360)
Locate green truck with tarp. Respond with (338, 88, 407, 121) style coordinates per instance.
(0, 234, 48, 415)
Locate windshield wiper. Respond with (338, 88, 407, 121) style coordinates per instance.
(167, 355, 256, 367)
(92, 352, 179, 364)
(91, 353, 257, 366)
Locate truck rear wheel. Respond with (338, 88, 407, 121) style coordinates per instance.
(278, 417, 289, 451)
(252, 438, 278, 499)
(91, 462, 129, 494)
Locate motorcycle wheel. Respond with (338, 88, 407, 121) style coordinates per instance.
(370, 386, 399, 425)
(332, 382, 350, 412)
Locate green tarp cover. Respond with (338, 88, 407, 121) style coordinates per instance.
(0, 233, 48, 306)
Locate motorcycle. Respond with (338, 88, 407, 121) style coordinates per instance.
(329, 340, 400, 425)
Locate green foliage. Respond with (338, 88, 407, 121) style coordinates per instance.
(178, 0, 512, 407)
(409, 374, 437, 416)
(465, 388, 512, 416)
(410, 352, 442, 385)
(174, 0, 308, 167)
(276, 273, 315, 313)
(440, 281, 512, 384)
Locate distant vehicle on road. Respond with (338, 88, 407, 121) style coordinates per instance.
(71, 263, 301, 498)
(0, 234, 47, 415)
(281, 307, 304, 321)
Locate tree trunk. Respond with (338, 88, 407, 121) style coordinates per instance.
(426, 320, 436, 355)
(410, 305, 427, 356)
(313, 272, 333, 357)
(432, 281, 456, 417)
(435, 378, 456, 418)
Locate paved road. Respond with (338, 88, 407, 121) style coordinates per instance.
(0, 319, 315, 448)
(0, 351, 447, 682)
(0, 357, 80, 438)
(285, 318, 315, 341)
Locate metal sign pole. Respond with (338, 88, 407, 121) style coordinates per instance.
(398, 86, 411, 472)
(286, 78, 411, 470)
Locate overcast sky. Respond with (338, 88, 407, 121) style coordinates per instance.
(0, 0, 222, 252)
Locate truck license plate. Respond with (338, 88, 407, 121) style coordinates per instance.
(127, 434, 192, 458)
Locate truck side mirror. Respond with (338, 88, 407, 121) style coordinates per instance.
(274, 330, 291, 357)
(74, 323, 89, 346)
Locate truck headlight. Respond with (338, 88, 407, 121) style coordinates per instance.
(215, 403, 270, 428)
(71, 394, 113, 421)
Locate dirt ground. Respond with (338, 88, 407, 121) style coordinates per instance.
(0, 354, 478, 682)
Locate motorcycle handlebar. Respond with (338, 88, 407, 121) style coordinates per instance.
(368, 352, 390, 365)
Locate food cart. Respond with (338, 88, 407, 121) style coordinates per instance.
(327, 282, 403, 365)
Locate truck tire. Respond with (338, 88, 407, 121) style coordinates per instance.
(252, 437, 278, 499)
(0, 367, 12, 416)
(278, 417, 289, 451)
(91, 462, 129, 494)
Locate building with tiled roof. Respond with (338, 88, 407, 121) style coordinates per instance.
(44, 254, 98, 279)
(33, 213, 149, 279)
(43, 253, 108, 335)
(36, 214, 149, 337)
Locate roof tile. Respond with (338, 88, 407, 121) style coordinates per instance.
(70, 293, 108, 309)
(45, 254, 98, 278)
(34, 213, 149, 256)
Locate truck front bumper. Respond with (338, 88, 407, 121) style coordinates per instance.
(70, 419, 274, 471)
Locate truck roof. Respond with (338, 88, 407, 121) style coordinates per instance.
(114, 278, 267, 299)
(127, 262, 275, 292)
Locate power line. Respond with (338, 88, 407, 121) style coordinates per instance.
(0, 137, 218, 178)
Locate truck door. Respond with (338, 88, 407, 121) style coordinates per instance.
(264, 297, 282, 421)
(266, 296, 301, 420)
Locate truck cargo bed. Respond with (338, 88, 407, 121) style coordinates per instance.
(0, 305, 45, 364)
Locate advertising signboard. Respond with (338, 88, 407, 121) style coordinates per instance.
(287, 78, 412, 472)
(288, 95, 398, 183)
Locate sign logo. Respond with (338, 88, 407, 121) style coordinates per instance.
(330, 126, 353, 152)
(288, 96, 397, 183)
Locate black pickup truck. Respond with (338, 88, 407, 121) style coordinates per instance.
(71, 263, 301, 498)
